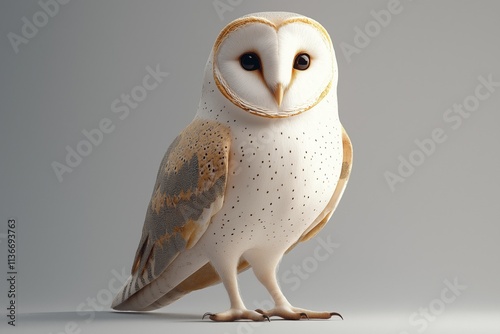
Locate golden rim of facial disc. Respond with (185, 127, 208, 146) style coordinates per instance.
(212, 15, 334, 119)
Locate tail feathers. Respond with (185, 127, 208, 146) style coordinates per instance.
(111, 275, 142, 310)
(112, 261, 220, 311)
(111, 252, 212, 311)
(143, 259, 251, 311)
(111, 259, 251, 312)
(141, 262, 225, 311)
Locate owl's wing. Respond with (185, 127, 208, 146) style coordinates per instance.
(288, 126, 352, 250)
(119, 118, 231, 302)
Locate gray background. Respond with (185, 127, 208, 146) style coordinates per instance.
(1, 0, 499, 333)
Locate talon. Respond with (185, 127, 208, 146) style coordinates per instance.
(330, 312, 343, 320)
(202, 312, 214, 320)
(263, 315, 270, 322)
(300, 312, 309, 320)
(255, 308, 264, 314)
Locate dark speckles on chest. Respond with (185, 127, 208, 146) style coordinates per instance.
(206, 119, 340, 250)
(198, 79, 342, 250)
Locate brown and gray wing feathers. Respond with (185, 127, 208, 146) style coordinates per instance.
(112, 118, 231, 309)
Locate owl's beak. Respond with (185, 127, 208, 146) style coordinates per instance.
(273, 83, 284, 107)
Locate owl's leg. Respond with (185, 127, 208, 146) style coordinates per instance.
(202, 256, 269, 322)
(245, 250, 342, 321)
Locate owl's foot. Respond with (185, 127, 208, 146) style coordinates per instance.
(203, 308, 270, 322)
(255, 306, 343, 320)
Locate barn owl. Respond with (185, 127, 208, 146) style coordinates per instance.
(111, 11, 352, 321)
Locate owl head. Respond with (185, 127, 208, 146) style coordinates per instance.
(211, 12, 337, 118)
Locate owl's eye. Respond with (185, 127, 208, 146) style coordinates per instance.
(294, 53, 310, 70)
(240, 53, 261, 71)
